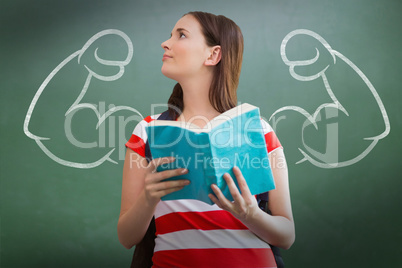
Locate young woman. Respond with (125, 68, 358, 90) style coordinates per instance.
(118, 11, 295, 268)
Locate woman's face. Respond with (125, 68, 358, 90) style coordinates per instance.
(161, 15, 211, 81)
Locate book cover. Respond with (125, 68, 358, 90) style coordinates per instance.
(145, 103, 275, 205)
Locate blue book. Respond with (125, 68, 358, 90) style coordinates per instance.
(145, 103, 275, 205)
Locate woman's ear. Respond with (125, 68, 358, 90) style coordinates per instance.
(205, 46, 221, 66)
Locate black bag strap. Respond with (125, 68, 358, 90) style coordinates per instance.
(130, 218, 155, 268)
(144, 110, 172, 163)
(256, 192, 285, 268)
(131, 111, 173, 268)
(131, 110, 284, 268)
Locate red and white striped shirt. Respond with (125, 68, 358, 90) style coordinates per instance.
(126, 114, 282, 268)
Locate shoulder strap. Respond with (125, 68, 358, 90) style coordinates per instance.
(257, 192, 270, 213)
(144, 110, 174, 162)
(131, 110, 174, 268)
(157, 110, 174, 121)
(256, 191, 284, 267)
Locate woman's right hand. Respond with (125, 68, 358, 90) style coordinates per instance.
(143, 156, 190, 206)
(118, 152, 190, 248)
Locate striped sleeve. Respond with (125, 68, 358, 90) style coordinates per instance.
(125, 114, 160, 157)
(261, 118, 282, 154)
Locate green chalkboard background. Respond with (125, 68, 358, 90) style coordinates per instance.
(1, 0, 401, 267)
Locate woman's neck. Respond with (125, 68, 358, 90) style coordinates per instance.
(177, 73, 221, 127)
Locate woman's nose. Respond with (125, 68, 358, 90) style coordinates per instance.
(161, 39, 170, 50)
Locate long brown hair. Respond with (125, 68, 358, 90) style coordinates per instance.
(168, 11, 244, 117)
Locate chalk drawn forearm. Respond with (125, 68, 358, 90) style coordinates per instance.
(23, 29, 142, 168)
(271, 29, 390, 168)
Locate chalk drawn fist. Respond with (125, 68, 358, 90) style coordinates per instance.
(24, 29, 142, 168)
(270, 29, 390, 168)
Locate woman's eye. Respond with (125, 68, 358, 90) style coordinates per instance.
(179, 33, 186, 38)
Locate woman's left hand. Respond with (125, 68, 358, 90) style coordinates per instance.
(208, 166, 259, 222)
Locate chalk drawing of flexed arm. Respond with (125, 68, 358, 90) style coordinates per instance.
(270, 29, 390, 168)
(24, 29, 142, 168)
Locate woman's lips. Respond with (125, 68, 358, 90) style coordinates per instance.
(162, 54, 172, 61)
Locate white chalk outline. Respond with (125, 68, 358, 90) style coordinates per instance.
(270, 29, 390, 168)
(23, 29, 142, 168)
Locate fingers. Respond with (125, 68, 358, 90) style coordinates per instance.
(210, 183, 235, 212)
(150, 179, 190, 199)
(208, 187, 223, 207)
(145, 167, 189, 191)
(147, 156, 176, 172)
(210, 167, 259, 222)
(232, 166, 252, 197)
(153, 167, 188, 182)
(222, 172, 243, 203)
(209, 167, 254, 209)
(144, 170, 189, 203)
(147, 156, 187, 182)
(144, 156, 190, 203)
(152, 176, 190, 192)
(218, 167, 251, 202)
(145, 181, 189, 203)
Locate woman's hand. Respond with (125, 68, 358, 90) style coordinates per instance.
(144, 156, 190, 207)
(209, 150, 295, 249)
(208, 166, 259, 223)
(118, 152, 190, 249)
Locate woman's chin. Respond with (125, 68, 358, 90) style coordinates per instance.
(161, 68, 179, 81)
